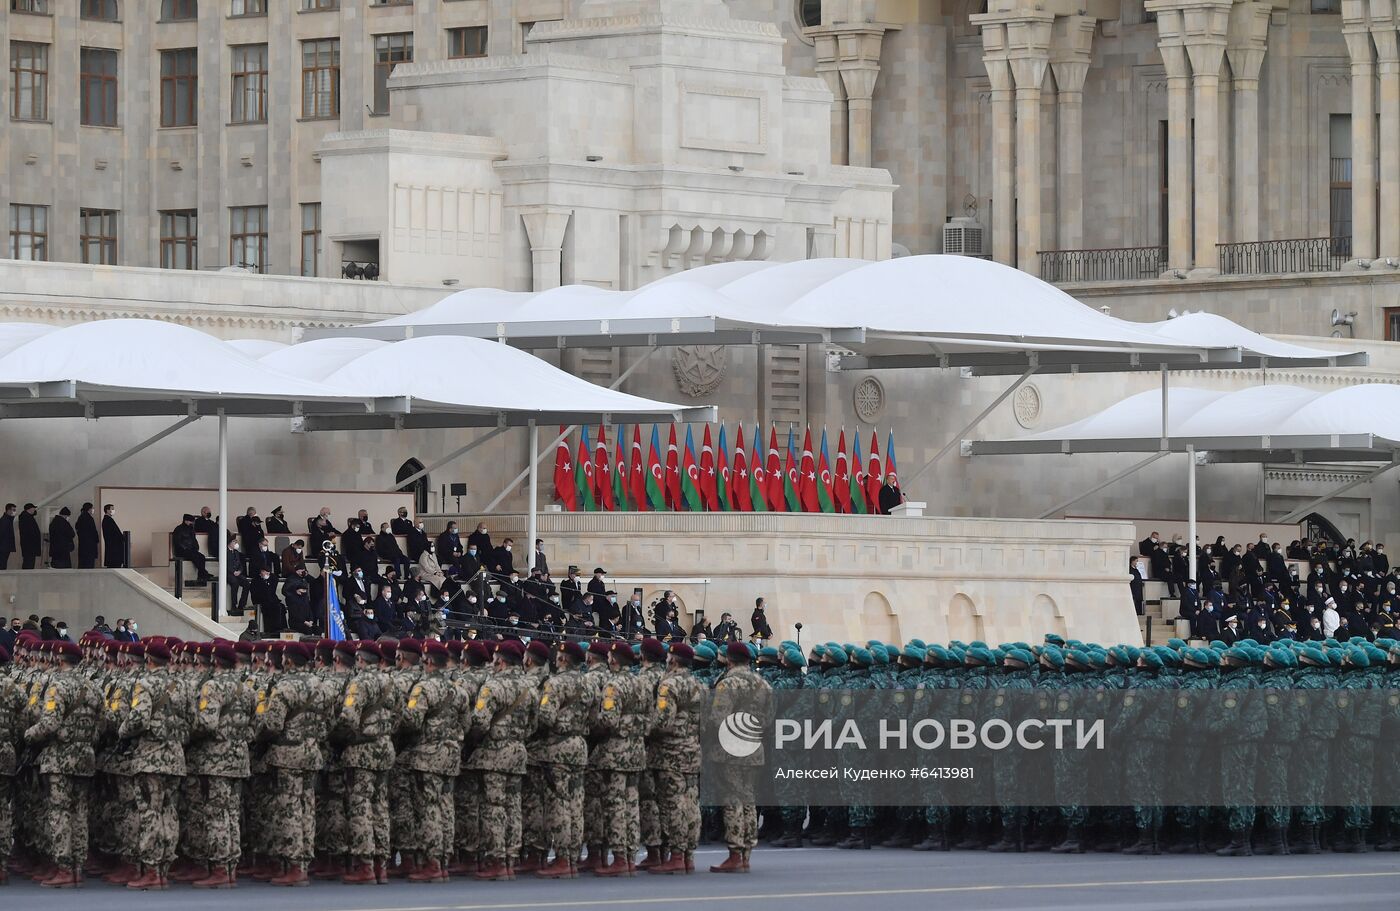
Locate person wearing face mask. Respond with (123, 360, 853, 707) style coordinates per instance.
(95, 502, 124, 569)
(435, 522, 463, 572)
(458, 541, 484, 592)
(265, 505, 290, 534)
(1322, 598, 1341, 638)
(491, 538, 516, 577)
(48, 506, 75, 569)
(283, 566, 316, 635)
(226, 535, 252, 616)
(353, 601, 387, 641)
(405, 520, 431, 562)
(1334, 577, 1360, 614)
(252, 564, 285, 634)
(75, 502, 100, 569)
(344, 563, 372, 606)
(1252, 533, 1271, 562)
(1375, 542, 1390, 575)
(414, 540, 448, 596)
(376, 522, 411, 579)
(389, 506, 413, 536)
(282, 539, 307, 576)
(1266, 543, 1291, 588)
(597, 590, 621, 633)
(1219, 614, 1242, 646)
(250, 536, 279, 585)
(560, 565, 583, 615)
(532, 538, 549, 577)
(467, 522, 492, 557)
(54, 620, 71, 642)
(237, 507, 265, 556)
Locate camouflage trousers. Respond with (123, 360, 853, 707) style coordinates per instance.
(410, 771, 455, 861)
(0, 775, 11, 861)
(1219, 742, 1258, 834)
(1128, 739, 1165, 832)
(1258, 742, 1293, 830)
(1337, 736, 1377, 831)
(135, 772, 179, 870)
(178, 777, 203, 861)
(583, 768, 604, 846)
(638, 768, 659, 848)
(653, 769, 700, 853)
(599, 770, 640, 856)
(453, 770, 481, 856)
(108, 774, 143, 859)
(389, 764, 420, 856)
(522, 763, 547, 854)
(344, 768, 390, 860)
(536, 764, 584, 858)
(268, 768, 316, 867)
(316, 767, 349, 855)
(179, 776, 242, 867)
(241, 773, 270, 856)
(1292, 737, 1330, 826)
(43, 774, 89, 869)
(714, 764, 758, 850)
(16, 768, 39, 856)
(474, 771, 523, 862)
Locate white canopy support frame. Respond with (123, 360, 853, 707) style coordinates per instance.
(1035, 451, 1172, 520)
(1277, 459, 1400, 524)
(904, 363, 1039, 488)
(36, 413, 201, 510)
(386, 425, 509, 493)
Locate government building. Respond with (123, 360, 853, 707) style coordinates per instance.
(1, 0, 1398, 647)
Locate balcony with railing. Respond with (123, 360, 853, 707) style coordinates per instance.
(1038, 245, 1167, 283)
(1217, 236, 1352, 276)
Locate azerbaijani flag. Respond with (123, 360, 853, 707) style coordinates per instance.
(816, 426, 837, 514)
(716, 424, 733, 511)
(646, 425, 667, 510)
(613, 427, 629, 511)
(749, 423, 769, 512)
(783, 426, 801, 512)
(577, 425, 597, 511)
(885, 429, 900, 490)
(681, 426, 705, 511)
(848, 427, 868, 514)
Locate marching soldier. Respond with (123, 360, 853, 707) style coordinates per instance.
(399, 639, 467, 883)
(182, 643, 253, 888)
(646, 642, 704, 874)
(532, 640, 595, 878)
(590, 640, 649, 876)
(337, 640, 395, 885)
(709, 641, 772, 873)
(119, 641, 191, 890)
(466, 640, 535, 880)
(254, 641, 327, 886)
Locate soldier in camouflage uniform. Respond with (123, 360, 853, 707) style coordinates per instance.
(386, 639, 426, 877)
(337, 640, 396, 885)
(180, 643, 252, 888)
(709, 640, 773, 873)
(255, 641, 328, 886)
(516, 640, 555, 874)
(119, 641, 190, 890)
(448, 640, 488, 874)
(0, 642, 20, 884)
(396, 639, 466, 882)
(23, 640, 100, 888)
(635, 638, 668, 869)
(466, 639, 535, 880)
(589, 639, 649, 877)
(646, 641, 704, 875)
(578, 640, 614, 871)
(533, 640, 596, 879)
(311, 640, 350, 880)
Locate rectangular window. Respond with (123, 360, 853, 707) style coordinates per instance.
(1157, 120, 1168, 248)
(448, 26, 487, 59)
(231, 44, 268, 123)
(81, 0, 119, 20)
(9, 204, 48, 261)
(10, 42, 48, 121)
(79, 208, 118, 265)
(230, 205, 268, 273)
(372, 32, 412, 115)
(160, 49, 197, 127)
(160, 209, 198, 270)
(1311, 0, 1341, 11)
(231, 0, 265, 15)
(300, 203, 321, 277)
(1330, 113, 1353, 260)
(10, 0, 48, 12)
(80, 47, 119, 127)
(1386, 307, 1400, 342)
(160, 0, 197, 20)
(370, 0, 412, 5)
(301, 38, 340, 118)
(301, 0, 337, 9)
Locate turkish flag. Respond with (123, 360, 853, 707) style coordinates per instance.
(700, 424, 719, 511)
(553, 425, 577, 511)
(834, 428, 851, 514)
(733, 424, 753, 511)
(865, 429, 883, 511)
(798, 427, 820, 512)
(630, 425, 648, 511)
(665, 424, 681, 510)
(595, 425, 615, 511)
(765, 425, 785, 511)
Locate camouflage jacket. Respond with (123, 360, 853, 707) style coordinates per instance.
(710, 664, 773, 767)
(338, 667, 396, 771)
(24, 669, 102, 777)
(532, 668, 594, 768)
(0, 670, 21, 776)
(398, 670, 466, 775)
(465, 665, 535, 774)
(257, 668, 327, 771)
(450, 665, 487, 764)
(589, 668, 648, 772)
(120, 669, 191, 776)
(187, 669, 254, 778)
(649, 667, 704, 773)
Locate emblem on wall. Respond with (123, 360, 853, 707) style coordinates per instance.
(853, 376, 885, 422)
(672, 345, 727, 398)
(1014, 384, 1043, 429)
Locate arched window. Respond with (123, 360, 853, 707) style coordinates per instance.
(397, 458, 428, 513)
(1302, 512, 1346, 549)
(798, 0, 821, 28)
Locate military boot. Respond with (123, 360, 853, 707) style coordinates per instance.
(1334, 827, 1373, 853)
(169, 859, 208, 883)
(1121, 828, 1159, 855)
(577, 845, 605, 873)
(40, 866, 83, 889)
(269, 864, 310, 887)
(102, 860, 142, 884)
(647, 851, 688, 875)
(1214, 830, 1252, 857)
(636, 846, 663, 870)
(954, 818, 988, 850)
(192, 865, 238, 889)
(408, 858, 448, 882)
(537, 854, 577, 878)
(515, 849, 543, 875)
(126, 866, 170, 890)
(1256, 827, 1288, 855)
(593, 854, 633, 877)
(1050, 825, 1085, 854)
(708, 849, 745, 873)
(836, 827, 871, 849)
(912, 821, 950, 852)
(771, 821, 804, 848)
(986, 823, 1025, 853)
(474, 857, 512, 880)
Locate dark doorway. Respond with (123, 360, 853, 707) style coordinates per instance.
(397, 458, 428, 513)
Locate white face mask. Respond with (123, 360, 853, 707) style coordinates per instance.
(505, 545, 512, 552)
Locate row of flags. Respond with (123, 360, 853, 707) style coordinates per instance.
(552, 424, 900, 513)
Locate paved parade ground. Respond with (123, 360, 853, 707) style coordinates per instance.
(6, 847, 1397, 911)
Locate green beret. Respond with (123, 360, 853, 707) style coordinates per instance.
(809, 644, 826, 659)
(948, 640, 968, 650)
(1348, 636, 1369, 646)
(947, 646, 966, 664)
(907, 638, 926, 650)
(1003, 647, 1034, 667)
(1265, 647, 1297, 668)
(850, 647, 874, 667)
(1223, 645, 1255, 665)
(1326, 648, 1346, 667)
(1065, 648, 1091, 669)
(1066, 639, 1084, 649)
(1363, 645, 1387, 665)
(926, 645, 951, 665)
(745, 642, 758, 660)
(824, 647, 848, 667)
(902, 645, 926, 663)
(1137, 649, 1164, 669)
(1298, 646, 1327, 667)
(758, 646, 780, 660)
(1237, 638, 1259, 649)
(1153, 645, 1179, 667)
(1346, 645, 1370, 668)
(1322, 638, 1341, 649)
(1209, 640, 1227, 651)
(781, 647, 807, 668)
(870, 645, 890, 665)
(1109, 644, 1138, 666)
(1167, 637, 1187, 650)
(968, 640, 989, 651)
(1039, 645, 1064, 668)
(1043, 633, 1066, 647)
(694, 641, 717, 661)
(965, 646, 995, 666)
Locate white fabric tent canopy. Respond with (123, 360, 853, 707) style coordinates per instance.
(308, 256, 1368, 375)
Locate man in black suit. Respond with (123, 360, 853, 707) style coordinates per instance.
(435, 522, 463, 571)
(1129, 559, 1145, 616)
(533, 538, 550, 577)
(237, 507, 265, 555)
(405, 520, 431, 562)
(0, 503, 15, 570)
(172, 513, 214, 581)
(251, 564, 284, 634)
(491, 538, 516, 577)
(376, 521, 411, 578)
(560, 565, 583, 615)
(265, 505, 291, 534)
(1138, 531, 1162, 557)
(282, 566, 315, 635)
(1191, 601, 1221, 641)
(75, 502, 100, 569)
(194, 506, 219, 555)
(225, 537, 251, 615)
(18, 504, 42, 569)
(101, 504, 126, 568)
(47, 506, 75, 569)
(466, 522, 492, 557)
(1177, 579, 1200, 623)
(390, 506, 414, 536)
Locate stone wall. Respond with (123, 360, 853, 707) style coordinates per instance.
(0, 569, 239, 641)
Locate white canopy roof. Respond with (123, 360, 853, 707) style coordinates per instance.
(308, 256, 1367, 375)
(971, 384, 1400, 463)
(0, 319, 712, 428)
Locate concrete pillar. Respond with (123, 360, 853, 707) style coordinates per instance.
(818, 68, 849, 166)
(840, 65, 880, 169)
(986, 56, 1016, 266)
(1162, 41, 1194, 272)
(1345, 23, 1377, 261)
(1226, 2, 1270, 245)
(1050, 16, 1095, 251)
(521, 207, 573, 291)
(1375, 27, 1400, 258)
(1011, 57, 1048, 272)
(1187, 41, 1225, 274)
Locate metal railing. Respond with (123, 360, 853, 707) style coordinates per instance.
(1038, 245, 1167, 283)
(1217, 236, 1351, 275)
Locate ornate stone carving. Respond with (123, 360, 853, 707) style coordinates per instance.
(853, 376, 885, 421)
(1013, 383, 1042, 429)
(673, 345, 728, 398)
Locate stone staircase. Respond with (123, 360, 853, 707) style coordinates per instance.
(134, 567, 242, 637)
(1137, 580, 1190, 647)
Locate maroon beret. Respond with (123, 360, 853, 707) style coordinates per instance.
(0, 645, 9, 664)
(145, 643, 172, 663)
(212, 644, 237, 667)
(355, 640, 382, 660)
(424, 640, 450, 660)
(379, 641, 398, 662)
(284, 642, 313, 664)
(124, 642, 146, 659)
(640, 637, 667, 662)
(495, 640, 524, 661)
(669, 642, 695, 662)
(268, 640, 287, 653)
(609, 640, 636, 663)
(587, 640, 611, 658)
(54, 641, 82, 660)
(525, 640, 551, 662)
(234, 641, 255, 656)
(465, 641, 491, 665)
(315, 640, 336, 659)
(165, 637, 183, 647)
(559, 640, 585, 663)
(447, 640, 465, 656)
(333, 640, 357, 658)
(726, 641, 752, 662)
(398, 638, 423, 656)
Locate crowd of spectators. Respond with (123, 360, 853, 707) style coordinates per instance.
(1132, 531, 1400, 644)
(0, 502, 127, 570)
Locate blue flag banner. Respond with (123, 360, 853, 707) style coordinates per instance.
(326, 576, 347, 641)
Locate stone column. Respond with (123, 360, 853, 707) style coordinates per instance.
(520, 207, 573, 291)
(812, 34, 849, 166)
(1152, 10, 1194, 273)
(840, 64, 880, 169)
(1183, 3, 1230, 275)
(1374, 26, 1400, 258)
(1344, 19, 1377, 261)
(1050, 16, 1095, 251)
(1226, 2, 1270, 245)
(1011, 55, 1049, 272)
(987, 55, 1016, 266)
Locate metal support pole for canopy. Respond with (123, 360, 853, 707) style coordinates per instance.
(1035, 451, 1171, 520)
(216, 410, 227, 624)
(1187, 444, 1197, 577)
(905, 364, 1039, 488)
(1160, 363, 1169, 450)
(1277, 458, 1400, 524)
(527, 421, 539, 575)
(36, 414, 200, 509)
(385, 425, 508, 492)
(482, 346, 661, 512)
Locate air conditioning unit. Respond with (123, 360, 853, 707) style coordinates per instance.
(942, 216, 985, 257)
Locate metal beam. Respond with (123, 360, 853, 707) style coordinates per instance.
(1035, 451, 1172, 520)
(36, 414, 201, 509)
(904, 364, 1038, 488)
(1277, 458, 1400, 524)
(387, 425, 507, 492)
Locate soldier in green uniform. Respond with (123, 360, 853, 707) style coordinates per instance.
(635, 638, 668, 870)
(468, 639, 535, 881)
(590, 640, 649, 876)
(578, 640, 615, 872)
(1116, 648, 1171, 854)
(119, 641, 191, 890)
(517, 640, 555, 875)
(1207, 645, 1266, 856)
(311, 640, 350, 881)
(184, 643, 253, 888)
(337, 640, 396, 885)
(709, 640, 773, 873)
(1335, 644, 1385, 852)
(255, 641, 326, 886)
(534, 640, 597, 879)
(399, 639, 467, 882)
(0, 643, 17, 884)
(1256, 646, 1299, 854)
(448, 640, 488, 875)
(646, 641, 705, 874)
